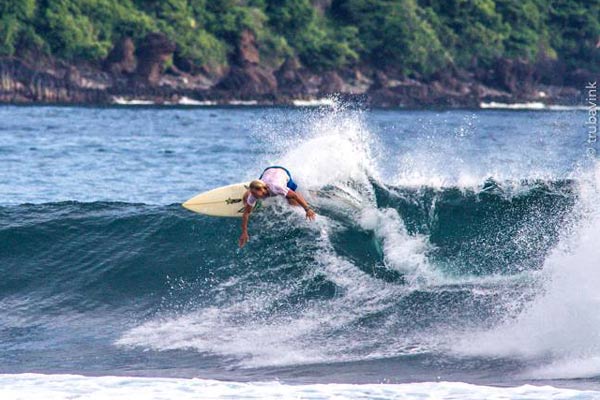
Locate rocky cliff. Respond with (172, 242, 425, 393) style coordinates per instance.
(0, 31, 590, 107)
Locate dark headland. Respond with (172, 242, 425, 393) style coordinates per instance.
(0, 1, 598, 107)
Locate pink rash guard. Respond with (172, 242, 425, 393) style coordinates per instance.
(246, 168, 290, 207)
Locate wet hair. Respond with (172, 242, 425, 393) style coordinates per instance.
(249, 180, 267, 191)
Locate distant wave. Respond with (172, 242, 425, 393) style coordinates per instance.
(292, 98, 336, 107)
(480, 101, 586, 111)
(111, 96, 217, 106)
(111, 96, 155, 105)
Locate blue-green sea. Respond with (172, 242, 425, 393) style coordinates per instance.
(1, 104, 599, 399)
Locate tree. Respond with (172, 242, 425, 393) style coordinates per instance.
(0, 0, 38, 55)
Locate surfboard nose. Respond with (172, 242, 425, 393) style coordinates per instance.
(181, 182, 251, 217)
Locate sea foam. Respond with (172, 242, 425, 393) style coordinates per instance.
(0, 374, 597, 400)
(452, 162, 600, 379)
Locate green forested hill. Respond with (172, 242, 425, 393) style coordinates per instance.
(1, 0, 598, 76)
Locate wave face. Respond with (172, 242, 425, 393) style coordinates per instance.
(1, 105, 598, 388)
(0, 180, 575, 308)
(0, 180, 584, 376)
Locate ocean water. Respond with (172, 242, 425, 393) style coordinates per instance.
(0, 104, 599, 399)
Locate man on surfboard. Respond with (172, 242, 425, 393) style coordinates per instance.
(239, 166, 316, 248)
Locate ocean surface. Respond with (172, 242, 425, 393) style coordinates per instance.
(0, 104, 599, 399)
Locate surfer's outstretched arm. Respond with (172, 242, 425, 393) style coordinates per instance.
(239, 192, 253, 248)
(286, 190, 316, 221)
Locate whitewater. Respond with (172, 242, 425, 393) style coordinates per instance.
(0, 104, 598, 399)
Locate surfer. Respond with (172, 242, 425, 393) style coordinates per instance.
(239, 166, 316, 248)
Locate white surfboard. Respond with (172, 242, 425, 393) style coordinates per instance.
(182, 182, 253, 217)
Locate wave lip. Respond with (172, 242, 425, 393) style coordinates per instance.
(451, 163, 600, 380)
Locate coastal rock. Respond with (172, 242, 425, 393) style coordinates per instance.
(488, 58, 535, 95)
(533, 58, 566, 86)
(216, 29, 277, 97)
(238, 29, 260, 65)
(371, 70, 389, 90)
(367, 74, 485, 107)
(275, 57, 311, 95)
(566, 68, 597, 87)
(343, 69, 372, 94)
(65, 66, 81, 87)
(104, 37, 136, 75)
(319, 71, 345, 94)
(135, 33, 176, 85)
(0, 57, 107, 103)
(0, 50, 584, 107)
(216, 65, 277, 96)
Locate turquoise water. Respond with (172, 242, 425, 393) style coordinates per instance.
(0, 105, 599, 398)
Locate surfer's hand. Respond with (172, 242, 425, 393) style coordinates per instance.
(239, 232, 249, 248)
(305, 209, 316, 221)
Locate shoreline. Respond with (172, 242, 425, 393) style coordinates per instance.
(0, 54, 590, 111)
(0, 98, 588, 111)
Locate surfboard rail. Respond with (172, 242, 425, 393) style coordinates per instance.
(182, 182, 251, 217)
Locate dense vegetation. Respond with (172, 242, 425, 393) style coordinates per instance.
(1, 0, 598, 76)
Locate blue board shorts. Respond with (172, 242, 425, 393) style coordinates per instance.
(259, 166, 298, 191)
